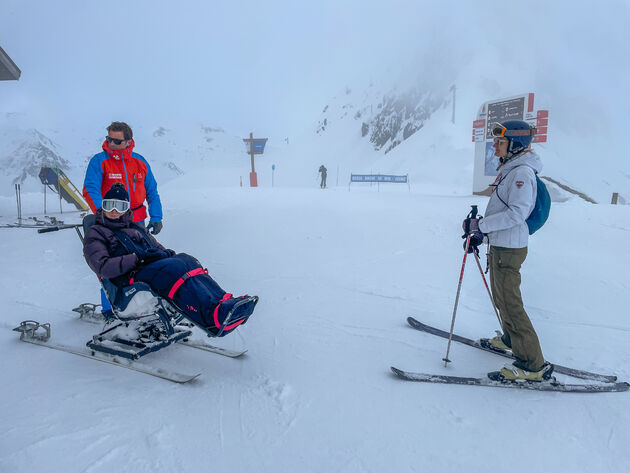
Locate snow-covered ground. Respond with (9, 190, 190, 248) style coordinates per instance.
(1, 181, 628, 473)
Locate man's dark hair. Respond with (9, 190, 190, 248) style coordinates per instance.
(107, 121, 133, 140)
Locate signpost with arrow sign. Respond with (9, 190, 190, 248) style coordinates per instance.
(242, 132, 268, 187)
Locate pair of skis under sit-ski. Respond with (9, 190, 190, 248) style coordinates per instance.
(72, 304, 247, 359)
(391, 317, 629, 393)
(13, 319, 246, 384)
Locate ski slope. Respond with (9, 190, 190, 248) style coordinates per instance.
(1, 182, 629, 473)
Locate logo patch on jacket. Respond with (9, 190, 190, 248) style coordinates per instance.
(108, 173, 123, 179)
(516, 180, 524, 188)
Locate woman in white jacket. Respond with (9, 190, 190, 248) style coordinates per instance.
(471, 120, 553, 382)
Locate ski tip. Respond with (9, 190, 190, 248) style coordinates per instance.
(224, 349, 248, 358)
(177, 372, 202, 384)
(390, 366, 404, 377)
(406, 316, 424, 328)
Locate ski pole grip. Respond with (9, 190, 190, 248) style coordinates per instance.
(470, 205, 478, 219)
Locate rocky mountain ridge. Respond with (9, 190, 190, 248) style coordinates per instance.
(316, 85, 447, 154)
(0, 128, 71, 185)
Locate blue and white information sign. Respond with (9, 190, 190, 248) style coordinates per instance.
(243, 137, 268, 155)
(252, 139, 267, 154)
(351, 174, 408, 183)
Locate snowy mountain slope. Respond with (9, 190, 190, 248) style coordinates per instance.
(3, 62, 629, 205)
(0, 184, 628, 473)
(0, 127, 73, 192)
(315, 82, 447, 154)
(0, 116, 256, 197)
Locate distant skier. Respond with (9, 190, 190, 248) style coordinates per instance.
(82, 121, 163, 320)
(318, 165, 327, 189)
(82, 183, 258, 336)
(463, 120, 552, 382)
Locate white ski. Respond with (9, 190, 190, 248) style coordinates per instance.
(13, 321, 200, 384)
(178, 339, 247, 358)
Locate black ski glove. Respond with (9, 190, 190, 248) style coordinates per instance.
(147, 221, 163, 235)
(138, 248, 169, 265)
(462, 217, 485, 253)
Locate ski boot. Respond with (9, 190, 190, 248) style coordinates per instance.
(480, 332, 512, 353)
(488, 361, 554, 383)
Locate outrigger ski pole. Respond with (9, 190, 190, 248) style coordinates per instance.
(38, 223, 84, 243)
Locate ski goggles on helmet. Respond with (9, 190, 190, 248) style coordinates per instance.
(102, 199, 130, 212)
(491, 123, 508, 138)
(491, 123, 536, 138)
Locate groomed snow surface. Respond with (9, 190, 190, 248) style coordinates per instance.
(1, 184, 629, 473)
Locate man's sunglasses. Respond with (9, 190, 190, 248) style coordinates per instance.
(102, 199, 130, 212)
(106, 136, 127, 145)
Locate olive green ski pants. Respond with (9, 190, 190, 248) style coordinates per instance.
(489, 246, 545, 371)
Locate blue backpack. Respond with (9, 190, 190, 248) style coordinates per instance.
(495, 166, 551, 235)
(526, 174, 551, 234)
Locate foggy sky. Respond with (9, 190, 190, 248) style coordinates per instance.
(1, 0, 628, 143)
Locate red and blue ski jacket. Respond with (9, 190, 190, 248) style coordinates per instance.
(83, 140, 162, 223)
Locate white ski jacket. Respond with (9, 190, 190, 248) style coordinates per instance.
(478, 150, 542, 249)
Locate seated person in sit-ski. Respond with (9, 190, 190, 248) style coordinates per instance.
(82, 183, 258, 336)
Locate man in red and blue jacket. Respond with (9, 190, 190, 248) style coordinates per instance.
(83, 121, 163, 232)
(83, 121, 163, 318)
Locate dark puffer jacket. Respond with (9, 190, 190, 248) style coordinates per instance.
(83, 208, 165, 284)
(83, 209, 258, 335)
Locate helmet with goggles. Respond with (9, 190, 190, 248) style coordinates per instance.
(492, 120, 536, 157)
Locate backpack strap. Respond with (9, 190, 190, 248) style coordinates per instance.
(111, 224, 158, 256)
(130, 223, 156, 248)
(493, 165, 535, 210)
(111, 228, 145, 256)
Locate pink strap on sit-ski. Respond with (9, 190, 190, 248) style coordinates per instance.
(213, 293, 246, 331)
(167, 268, 208, 299)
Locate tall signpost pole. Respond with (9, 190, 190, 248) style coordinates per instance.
(242, 132, 268, 188)
(248, 132, 257, 187)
